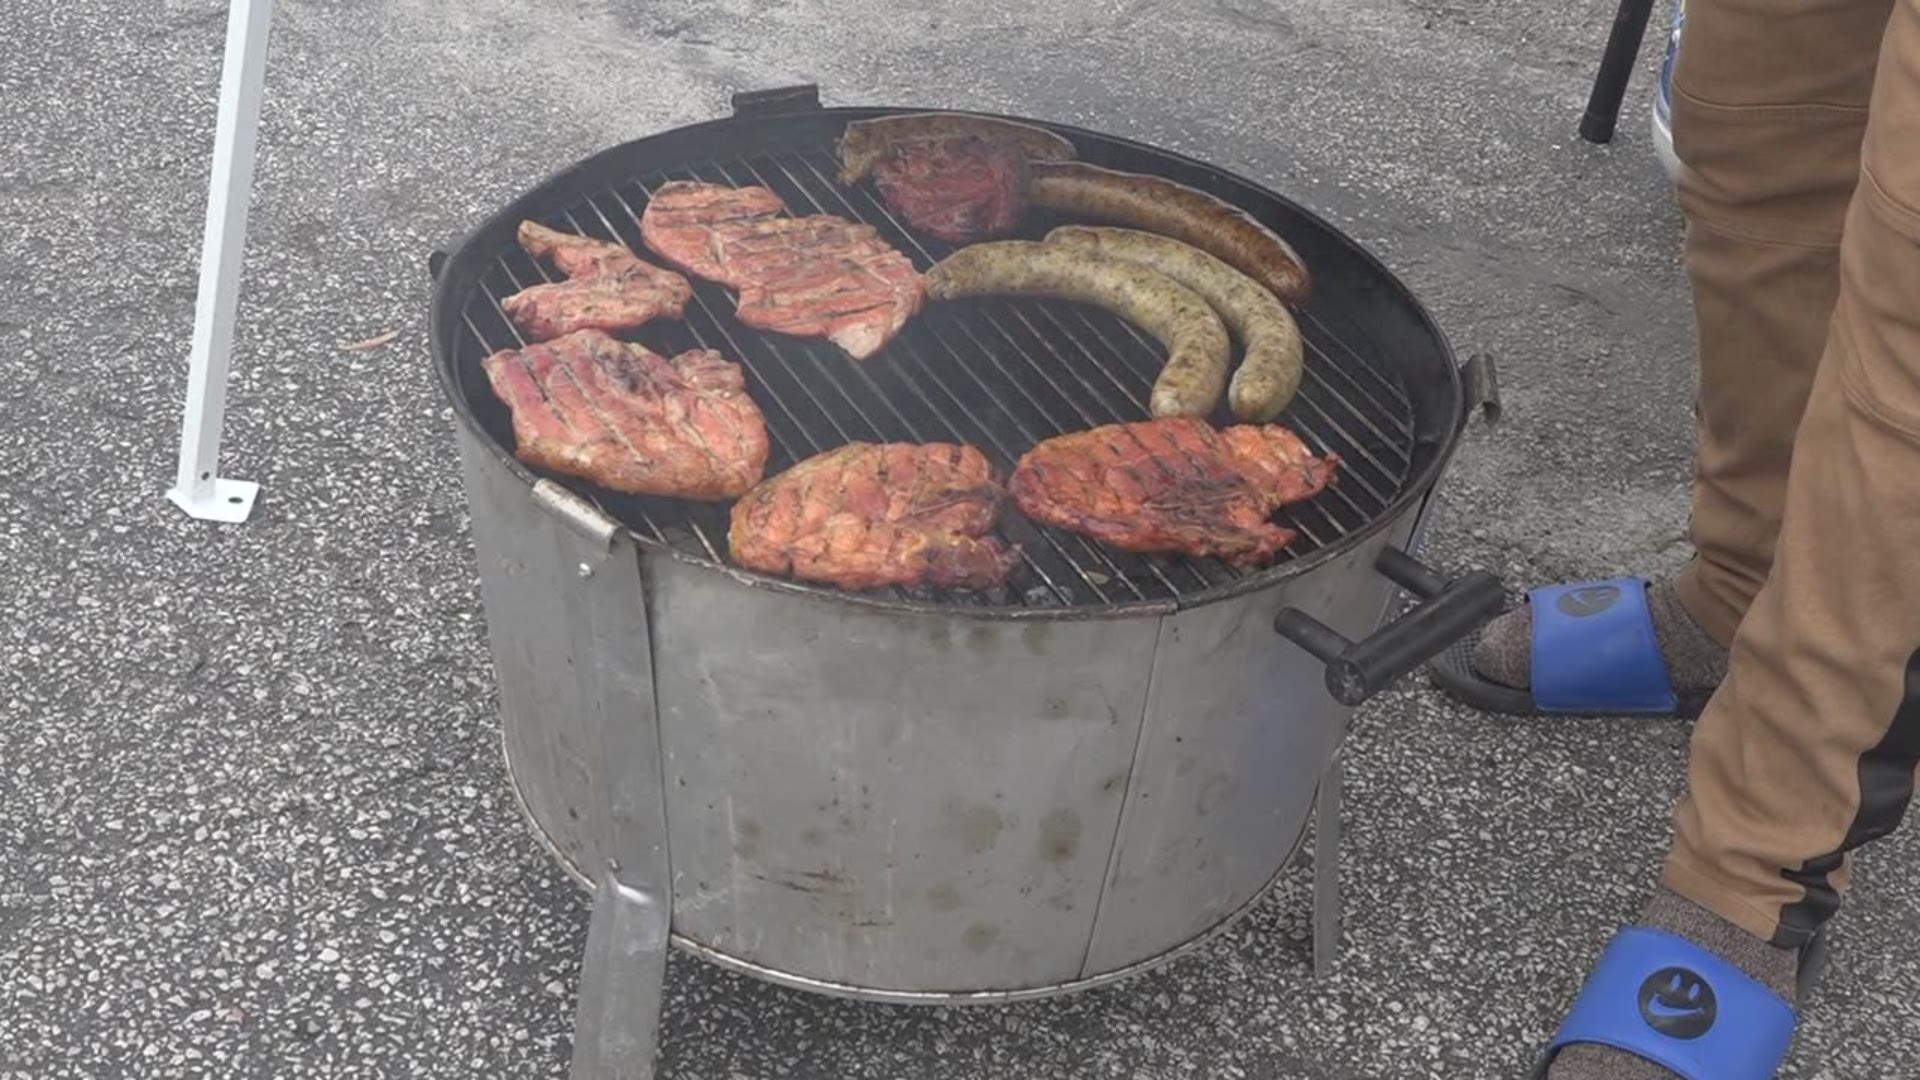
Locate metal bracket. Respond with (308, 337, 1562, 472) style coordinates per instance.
(731, 84, 823, 118)
(527, 511, 671, 1079)
(1311, 750, 1343, 979)
(166, 0, 274, 524)
(571, 868, 671, 1080)
(533, 480, 619, 551)
(1463, 352, 1502, 428)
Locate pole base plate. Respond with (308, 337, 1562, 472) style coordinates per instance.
(168, 477, 260, 523)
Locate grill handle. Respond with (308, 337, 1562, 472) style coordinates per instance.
(731, 84, 822, 118)
(1274, 547, 1503, 706)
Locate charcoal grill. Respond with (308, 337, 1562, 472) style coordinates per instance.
(428, 86, 1500, 1077)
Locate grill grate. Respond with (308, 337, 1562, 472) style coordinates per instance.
(454, 145, 1417, 612)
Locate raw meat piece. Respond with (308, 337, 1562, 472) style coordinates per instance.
(638, 181, 923, 360)
(870, 135, 1032, 242)
(500, 221, 692, 341)
(729, 442, 1020, 591)
(1009, 417, 1338, 564)
(482, 329, 768, 501)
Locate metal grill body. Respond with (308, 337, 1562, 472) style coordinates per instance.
(429, 94, 1476, 1054)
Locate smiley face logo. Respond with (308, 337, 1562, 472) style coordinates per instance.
(1637, 967, 1717, 1039)
(1556, 584, 1622, 618)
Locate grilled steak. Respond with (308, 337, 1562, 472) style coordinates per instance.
(730, 442, 1020, 591)
(871, 135, 1031, 242)
(482, 329, 768, 500)
(501, 221, 692, 341)
(1009, 417, 1338, 564)
(638, 181, 923, 360)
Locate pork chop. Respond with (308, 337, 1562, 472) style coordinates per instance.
(482, 329, 768, 501)
(1009, 417, 1338, 564)
(729, 442, 1020, 591)
(638, 181, 923, 360)
(501, 221, 692, 341)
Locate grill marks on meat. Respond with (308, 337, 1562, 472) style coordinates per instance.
(482, 329, 769, 500)
(730, 443, 1020, 591)
(1010, 417, 1338, 565)
(870, 136, 1031, 243)
(638, 181, 923, 360)
(501, 222, 692, 341)
(636, 184, 786, 283)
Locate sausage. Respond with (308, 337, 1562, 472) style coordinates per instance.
(838, 113, 1077, 185)
(924, 241, 1231, 419)
(1045, 226, 1304, 422)
(1028, 162, 1312, 308)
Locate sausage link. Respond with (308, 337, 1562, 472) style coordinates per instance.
(1029, 162, 1311, 308)
(924, 241, 1231, 418)
(838, 113, 1077, 185)
(1045, 226, 1304, 421)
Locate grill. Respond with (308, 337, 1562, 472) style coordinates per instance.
(438, 91, 1461, 616)
(427, 87, 1499, 1078)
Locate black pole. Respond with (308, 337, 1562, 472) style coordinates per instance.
(1580, 0, 1658, 144)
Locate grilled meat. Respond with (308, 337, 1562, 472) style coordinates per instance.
(501, 221, 692, 341)
(482, 329, 768, 500)
(730, 442, 1020, 591)
(635, 183, 786, 283)
(871, 135, 1031, 243)
(836, 112, 1077, 185)
(1029, 162, 1312, 307)
(638, 181, 923, 360)
(1009, 417, 1337, 564)
(1045, 226, 1306, 422)
(924, 241, 1232, 419)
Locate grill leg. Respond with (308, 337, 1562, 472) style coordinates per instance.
(167, 0, 273, 523)
(1311, 750, 1343, 978)
(543, 505, 675, 1080)
(570, 866, 670, 1080)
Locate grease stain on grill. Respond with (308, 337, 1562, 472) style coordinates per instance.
(940, 800, 1005, 855)
(1197, 774, 1235, 818)
(734, 817, 762, 858)
(1037, 809, 1082, 864)
(962, 923, 1002, 954)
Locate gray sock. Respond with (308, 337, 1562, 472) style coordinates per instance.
(1473, 580, 1729, 694)
(1547, 888, 1799, 1079)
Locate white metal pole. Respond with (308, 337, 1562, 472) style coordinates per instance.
(167, 0, 274, 523)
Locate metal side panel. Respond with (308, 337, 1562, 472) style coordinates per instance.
(457, 433, 666, 887)
(1084, 531, 1398, 972)
(457, 432, 588, 872)
(644, 555, 1159, 994)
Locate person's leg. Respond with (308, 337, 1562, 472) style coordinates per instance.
(1665, 0, 1891, 646)
(1456, 0, 1888, 712)
(1549, 2, 1920, 1074)
(1666, 0, 1920, 953)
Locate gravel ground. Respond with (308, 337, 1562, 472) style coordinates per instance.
(3, 0, 1916, 1077)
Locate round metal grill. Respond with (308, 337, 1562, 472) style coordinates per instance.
(434, 102, 1461, 615)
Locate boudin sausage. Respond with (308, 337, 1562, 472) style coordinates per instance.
(923, 241, 1231, 419)
(837, 113, 1078, 185)
(1045, 226, 1305, 422)
(1028, 162, 1312, 308)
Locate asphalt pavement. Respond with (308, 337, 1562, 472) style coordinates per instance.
(3, 0, 1917, 1076)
